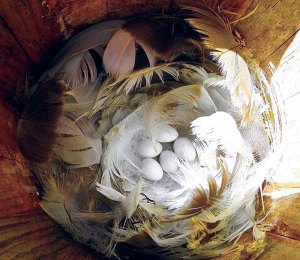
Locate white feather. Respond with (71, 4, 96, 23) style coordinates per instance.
(96, 183, 126, 202)
(212, 51, 256, 126)
(121, 180, 144, 218)
(191, 112, 249, 156)
(269, 31, 300, 182)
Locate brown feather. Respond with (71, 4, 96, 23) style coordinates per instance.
(103, 16, 201, 76)
(126, 16, 201, 61)
(182, 5, 237, 51)
(17, 79, 64, 162)
(175, 158, 230, 217)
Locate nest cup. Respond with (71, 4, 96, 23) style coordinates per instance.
(1, 0, 299, 259)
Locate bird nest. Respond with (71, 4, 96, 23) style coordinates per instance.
(15, 3, 299, 259)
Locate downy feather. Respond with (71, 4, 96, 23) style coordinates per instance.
(191, 111, 249, 156)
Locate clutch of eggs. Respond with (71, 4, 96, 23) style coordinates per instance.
(138, 125, 197, 181)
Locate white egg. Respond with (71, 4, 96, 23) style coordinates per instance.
(153, 124, 179, 142)
(159, 150, 178, 173)
(141, 158, 164, 181)
(173, 137, 196, 161)
(139, 139, 163, 158)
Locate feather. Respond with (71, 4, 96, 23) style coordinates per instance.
(39, 172, 82, 227)
(215, 51, 256, 126)
(185, 5, 256, 126)
(38, 168, 113, 255)
(138, 85, 199, 139)
(103, 16, 201, 76)
(270, 32, 300, 179)
(191, 111, 249, 156)
(39, 20, 124, 88)
(204, 78, 242, 122)
(103, 107, 144, 180)
(111, 108, 132, 126)
(73, 211, 115, 224)
(17, 79, 64, 162)
(103, 29, 136, 76)
(90, 63, 211, 121)
(64, 76, 103, 117)
(101, 169, 112, 187)
(169, 159, 229, 217)
(96, 183, 126, 202)
(59, 51, 97, 88)
(113, 223, 184, 250)
(240, 121, 270, 162)
(143, 84, 217, 135)
(39, 176, 72, 227)
(90, 63, 180, 117)
(179, 64, 209, 85)
(54, 116, 102, 168)
(119, 64, 179, 95)
(183, 5, 236, 51)
(139, 201, 168, 217)
(121, 180, 144, 219)
(96, 177, 143, 219)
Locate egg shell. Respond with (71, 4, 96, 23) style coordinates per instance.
(139, 139, 163, 158)
(173, 137, 196, 161)
(153, 124, 179, 142)
(159, 150, 179, 173)
(141, 158, 164, 181)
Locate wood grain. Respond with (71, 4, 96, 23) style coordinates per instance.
(44, 0, 108, 38)
(0, 18, 31, 94)
(0, 0, 62, 65)
(0, 96, 39, 217)
(0, 210, 98, 259)
(238, 0, 300, 71)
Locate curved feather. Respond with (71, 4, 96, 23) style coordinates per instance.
(103, 29, 136, 76)
(38, 20, 124, 88)
(54, 116, 102, 168)
(184, 5, 236, 51)
(215, 51, 256, 126)
(185, 5, 256, 126)
(103, 16, 201, 76)
(89, 63, 181, 117)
